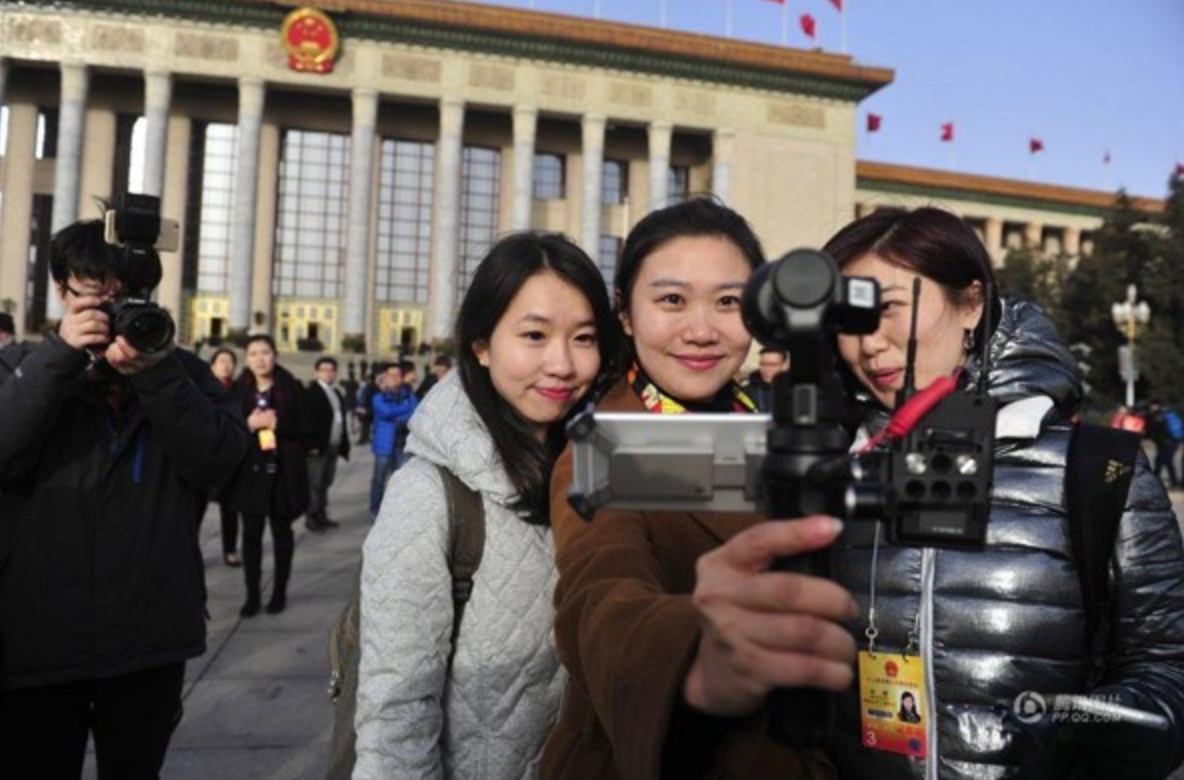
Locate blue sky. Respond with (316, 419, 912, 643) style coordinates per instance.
(456, 0, 1184, 200)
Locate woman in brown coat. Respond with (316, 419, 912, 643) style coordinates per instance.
(542, 199, 858, 780)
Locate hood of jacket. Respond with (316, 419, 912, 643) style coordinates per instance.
(963, 296, 1082, 415)
(404, 370, 516, 507)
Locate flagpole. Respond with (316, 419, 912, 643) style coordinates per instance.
(726, 0, 734, 38)
(781, 3, 789, 47)
(840, 0, 847, 53)
(660, 0, 667, 29)
(594, 0, 601, 19)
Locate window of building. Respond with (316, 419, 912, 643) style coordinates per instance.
(182, 121, 237, 294)
(597, 235, 622, 290)
(376, 139, 435, 304)
(533, 152, 566, 200)
(667, 164, 690, 204)
(602, 159, 628, 205)
(112, 114, 144, 196)
(458, 146, 502, 296)
(27, 195, 54, 331)
(35, 109, 58, 160)
(273, 129, 350, 299)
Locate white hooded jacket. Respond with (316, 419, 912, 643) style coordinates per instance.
(354, 371, 565, 780)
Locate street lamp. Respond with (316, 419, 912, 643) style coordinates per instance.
(1111, 284, 1151, 408)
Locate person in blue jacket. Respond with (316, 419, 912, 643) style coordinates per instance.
(369, 361, 418, 517)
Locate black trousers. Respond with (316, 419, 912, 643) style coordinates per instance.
(198, 496, 240, 555)
(0, 662, 185, 780)
(241, 513, 295, 598)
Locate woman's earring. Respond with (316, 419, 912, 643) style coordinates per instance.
(963, 329, 976, 353)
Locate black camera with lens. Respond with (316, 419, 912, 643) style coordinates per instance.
(102, 193, 179, 354)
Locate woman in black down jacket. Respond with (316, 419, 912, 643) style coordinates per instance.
(232, 334, 309, 617)
(824, 207, 1184, 779)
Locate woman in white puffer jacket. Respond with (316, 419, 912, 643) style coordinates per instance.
(354, 232, 625, 780)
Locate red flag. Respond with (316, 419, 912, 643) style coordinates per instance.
(1029, 138, 1044, 154)
(867, 113, 882, 133)
(829, 0, 843, 10)
(940, 122, 954, 142)
(799, 13, 816, 39)
(761, 0, 786, 4)
(1176, 163, 1184, 177)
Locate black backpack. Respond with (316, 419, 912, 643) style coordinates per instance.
(326, 463, 485, 780)
(1065, 422, 1142, 685)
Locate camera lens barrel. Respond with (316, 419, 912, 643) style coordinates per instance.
(110, 300, 176, 354)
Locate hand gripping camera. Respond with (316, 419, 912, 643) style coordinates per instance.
(101, 193, 179, 354)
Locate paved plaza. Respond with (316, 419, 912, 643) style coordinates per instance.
(76, 444, 1184, 780)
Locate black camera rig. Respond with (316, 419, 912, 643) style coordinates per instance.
(101, 193, 178, 354)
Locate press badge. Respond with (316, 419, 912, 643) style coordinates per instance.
(258, 429, 277, 451)
(858, 650, 928, 758)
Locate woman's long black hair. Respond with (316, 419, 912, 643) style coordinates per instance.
(456, 232, 626, 522)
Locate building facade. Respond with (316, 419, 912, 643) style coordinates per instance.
(0, 0, 1160, 352)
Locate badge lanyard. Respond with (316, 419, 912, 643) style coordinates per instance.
(858, 522, 928, 758)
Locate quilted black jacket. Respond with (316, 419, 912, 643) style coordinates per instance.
(830, 298, 1184, 779)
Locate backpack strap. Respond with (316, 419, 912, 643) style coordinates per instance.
(1065, 422, 1141, 684)
(435, 465, 486, 654)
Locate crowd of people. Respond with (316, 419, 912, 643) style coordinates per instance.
(1111, 402, 1184, 489)
(1, 198, 1183, 780)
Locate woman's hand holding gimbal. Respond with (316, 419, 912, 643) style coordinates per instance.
(683, 516, 858, 717)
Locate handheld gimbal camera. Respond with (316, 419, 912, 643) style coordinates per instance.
(568, 248, 997, 548)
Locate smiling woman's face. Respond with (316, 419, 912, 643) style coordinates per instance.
(837, 252, 982, 408)
(472, 270, 601, 440)
(620, 235, 753, 404)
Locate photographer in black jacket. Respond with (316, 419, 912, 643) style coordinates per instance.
(0, 218, 249, 780)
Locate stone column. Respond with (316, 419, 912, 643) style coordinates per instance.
(429, 98, 465, 341)
(1064, 226, 1082, 258)
(158, 115, 191, 323)
(580, 114, 606, 258)
(344, 88, 378, 342)
(229, 78, 265, 334)
(511, 105, 537, 231)
(711, 128, 734, 205)
(648, 120, 672, 212)
(0, 103, 37, 335)
(984, 217, 1004, 266)
(0, 58, 7, 107)
(1024, 222, 1044, 253)
(142, 70, 171, 197)
(47, 62, 89, 319)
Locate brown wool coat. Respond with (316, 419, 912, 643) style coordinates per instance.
(541, 379, 834, 780)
